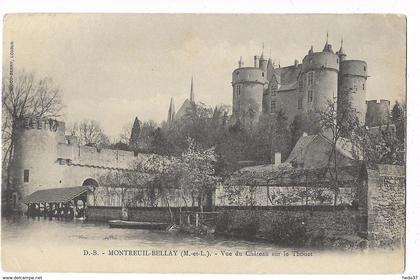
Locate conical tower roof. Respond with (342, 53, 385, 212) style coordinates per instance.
(337, 38, 346, 55)
(322, 32, 334, 53)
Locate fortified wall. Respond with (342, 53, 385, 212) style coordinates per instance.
(10, 117, 149, 211)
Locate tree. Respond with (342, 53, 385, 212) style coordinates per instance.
(2, 70, 63, 208)
(391, 100, 405, 144)
(317, 95, 360, 205)
(150, 127, 172, 155)
(251, 109, 292, 163)
(69, 120, 110, 147)
(129, 117, 141, 149)
(136, 154, 182, 222)
(289, 110, 321, 147)
(97, 169, 153, 219)
(128, 117, 157, 152)
(178, 138, 221, 211)
(349, 100, 405, 166)
(352, 124, 404, 165)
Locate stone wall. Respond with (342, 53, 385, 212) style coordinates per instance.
(87, 206, 200, 223)
(215, 206, 360, 246)
(216, 185, 356, 206)
(364, 164, 405, 247)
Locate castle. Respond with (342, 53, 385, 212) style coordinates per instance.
(6, 37, 392, 213)
(231, 37, 389, 127)
(167, 37, 390, 128)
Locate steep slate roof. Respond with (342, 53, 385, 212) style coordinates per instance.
(271, 65, 301, 92)
(285, 133, 359, 165)
(280, 65, 301, 85)
(285, 134, 318, 164)
(278, 81, 298, 92)
(175, 99, 193, 120)
(22, 186, 88, 204)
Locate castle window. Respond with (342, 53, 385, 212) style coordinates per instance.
(23, 169, 29, 183)
(270, 101, 276, 113)
(307, 71, 314, 86)
(298, 96, 303, 109)
(262, 72, 264, 77)
(298, 79, 304, 91)
(307, 90, 313, 103)
(364, 66, 366, 71)
(271, 83, 277, 96)
(363, 83, 365, 90)
(236, 85, 241, 96)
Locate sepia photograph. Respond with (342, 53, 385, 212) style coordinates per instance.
(1, 13, 407, 274)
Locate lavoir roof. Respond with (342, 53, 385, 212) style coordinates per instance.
(22, 186, 88, 204)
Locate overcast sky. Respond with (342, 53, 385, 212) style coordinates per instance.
(3, 14, 406, 137)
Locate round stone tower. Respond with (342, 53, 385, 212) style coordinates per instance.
(338, 60, 368, 124)
(301, 41, 340, 112)
(10, 117, 66, 210)
(365, 99, 390, 127)
(232, 63, 267, 125)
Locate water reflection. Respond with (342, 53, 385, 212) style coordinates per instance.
(2, 216, 289, 252)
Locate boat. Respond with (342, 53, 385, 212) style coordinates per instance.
(108, 220, 170, 230)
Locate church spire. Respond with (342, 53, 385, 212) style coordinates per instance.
(190, 76, 195, 103)
(167, 97, 175, 123)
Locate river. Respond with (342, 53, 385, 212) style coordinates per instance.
(2, 215, 287, 250)
(1, 216, 402, 273)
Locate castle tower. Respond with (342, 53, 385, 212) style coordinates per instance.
(232, 56, 267, 125)
(300, 36, 339, 113)
(267, 57, 274, 82)
(10, 118, 66, 211)
(167, 97, 175, 123)
(338, 59, 368, 124)
(365, 99, 390, 127)
(259, 45, 268, 73)
(336, 38, 347, 62)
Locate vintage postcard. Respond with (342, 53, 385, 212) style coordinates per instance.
(1, 14, 406, 273)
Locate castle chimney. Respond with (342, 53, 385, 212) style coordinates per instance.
(254, 55, 258, 68)
(274, 152, 282, 165)
(238, 56, 244, 68)
(294, 59, 299, 67)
